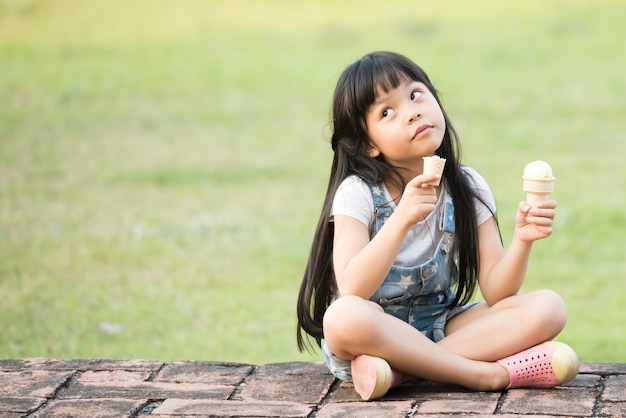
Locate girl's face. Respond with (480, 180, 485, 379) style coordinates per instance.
(364, 79, 446, 173)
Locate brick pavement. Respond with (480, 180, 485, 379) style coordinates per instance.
(0, 359, 624, 417)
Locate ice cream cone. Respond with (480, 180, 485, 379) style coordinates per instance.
(522, 176, 555, 207)
(423, 156, 446, 186)
(526, 191, 549, 206)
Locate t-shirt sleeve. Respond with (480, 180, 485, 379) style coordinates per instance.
(331, 176, 374, 228)
(463, 166, 497, 226)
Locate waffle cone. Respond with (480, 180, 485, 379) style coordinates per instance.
(523, 176, 555, 207)
(423, 156, 446, 186)
(526, 191, 549, 207)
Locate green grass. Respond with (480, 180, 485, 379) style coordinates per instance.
(1, 0, 624, 364)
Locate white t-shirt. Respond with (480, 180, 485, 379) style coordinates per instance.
(331, 167, 496, 267)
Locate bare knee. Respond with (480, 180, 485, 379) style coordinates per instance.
(323, 296, 382, 358)
(529, 289, 568, 338)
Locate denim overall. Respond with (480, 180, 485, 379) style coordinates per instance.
(367, 181, 460, 342)
(321, 181, 469, 381)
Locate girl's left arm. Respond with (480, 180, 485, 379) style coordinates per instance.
(477, 200, 557, 305)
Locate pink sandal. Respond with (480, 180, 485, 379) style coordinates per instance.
(351, 355, 402, 401)
(497, 341, 579, 389)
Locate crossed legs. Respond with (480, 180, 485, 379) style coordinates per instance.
(322, 290, 568, 391)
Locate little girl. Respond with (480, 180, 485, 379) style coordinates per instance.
(296, 51, 578, 401)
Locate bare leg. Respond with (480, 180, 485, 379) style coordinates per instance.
(323, 290, 568, 391)
(323, 295, 509, 391)
(440, 290, 568, 361)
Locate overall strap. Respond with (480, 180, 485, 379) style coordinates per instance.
(439, 189, 455, 234)
(366, 182, 391, 234)
(367, 180, 456, 235)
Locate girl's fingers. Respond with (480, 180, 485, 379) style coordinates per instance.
(530, 199, 558, 210)
(526, 215, 553, 227)
(407, 173, 440, 188)
(528, 210, 555, 220)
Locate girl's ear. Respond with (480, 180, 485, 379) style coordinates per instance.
(366, 143, 381, 158)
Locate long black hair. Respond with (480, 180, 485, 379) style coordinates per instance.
(296, 51, 496, 351)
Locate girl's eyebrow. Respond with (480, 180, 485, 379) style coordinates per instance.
(373, 80, 417, 107)
(372, 94, 390, 107)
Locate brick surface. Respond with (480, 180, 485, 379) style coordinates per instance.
(598, 401, 626, 417)
(152, 399, 313, 417)
(238, 362, 335, 405)
(0, 358, 163, 372)
(579, 362, 626, 375)
(36, 399, 147, 417)
(603, 374, 626, 402)
(0, 396, 47, 415)
(78, 370, 152, 383)
(418, 416, 563, 418)
(316, 400, 415, 417)
(61, 381, 233, 400)
(0, 370, 72, 398)
(566, 373, 602, 388)
(154, 361, 254, 385)
(0, 359, 622, 417)
(415, 393, 501, 415)
(501, 387, 596, 417)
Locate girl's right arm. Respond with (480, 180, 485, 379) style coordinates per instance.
(332, 173, 439, 298)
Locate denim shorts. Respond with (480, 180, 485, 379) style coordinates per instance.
(321, 294, 478, 382)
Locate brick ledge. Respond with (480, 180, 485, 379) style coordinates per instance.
(0, 359, 624, 417)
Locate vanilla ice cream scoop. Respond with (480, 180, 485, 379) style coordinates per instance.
(522, 160, 555, 206)
(523, 160, 554, 180)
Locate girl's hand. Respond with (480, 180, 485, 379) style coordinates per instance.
(514, 200, 557, 242)
(395, 173, 440, 226)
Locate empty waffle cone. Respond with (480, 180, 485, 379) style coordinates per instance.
(423, 156, 446, 186)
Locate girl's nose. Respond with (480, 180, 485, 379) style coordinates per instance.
(408, 110, 422, 123)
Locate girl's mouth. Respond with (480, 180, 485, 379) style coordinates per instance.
(413, 124, 432, 140)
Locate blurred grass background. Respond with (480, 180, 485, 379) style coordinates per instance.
(0, 0, 624, 364)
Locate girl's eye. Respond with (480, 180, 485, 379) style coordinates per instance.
(382, 108, 394, 118)
(411, 90, 422, 100)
